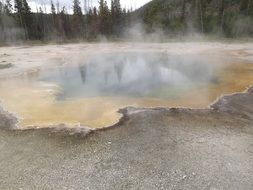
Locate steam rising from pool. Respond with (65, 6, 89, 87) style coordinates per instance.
(0, 43, 252, 129)
(39, 52, 218, 100)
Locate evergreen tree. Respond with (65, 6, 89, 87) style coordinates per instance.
(0, 1, 3, 13)
(23, 0, 33, 39)
(51, 0, 56, 15)
(58, 6, 72, 39)
(73, 0, 82, 15)
(73, 0, 83, 37)
(90, 7, 98, 37)
(14, 0, 22, 14)
(98, 0, 111, 35)
(14, 0, 24, 37)
(14, 0, 33, 39)
(111, 0, 122, 35)
(4, 0, 13, 14)
(23, 0, 31, 13)
(0, 2, 3, 27)
(1, 0, 253, 43)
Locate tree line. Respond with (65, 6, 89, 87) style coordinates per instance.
(1, 0, 253, 43)
(0, 0, 132, 42)
(138, 0, 253, 37)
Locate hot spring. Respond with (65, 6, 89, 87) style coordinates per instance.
(0, 43, 252, 128)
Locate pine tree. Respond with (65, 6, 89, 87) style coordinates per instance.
(51, 0, 56, 15)
(180, 0, 187, 33)
(14, 0, 22, 14)
(37, 6, 45, 39)
(219, 0, 225, 34)
(23, 0, 31, 13)
(0, 2, 3, 27)
(73, 0, 82, 16)
(14, 0, 33, 39)
(59, 6, 72, 39)
(4, 0, 13, 14)
(73, 0, 83, 38)
(14, 0, 24, 36)
(240, 0, 250, 15)
(49, 0, 57, 37)
(111, 0, 122, 35)
(22, 0, 33, 39)
(0, 1, 5, 42)
(90, 7, 98, 38)
(98, 0, 111, 35)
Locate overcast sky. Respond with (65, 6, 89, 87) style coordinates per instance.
(26, 0, 152, 13)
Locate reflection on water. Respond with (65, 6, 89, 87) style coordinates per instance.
(38, 52, 218, 100)
(0, 52, 252, 128)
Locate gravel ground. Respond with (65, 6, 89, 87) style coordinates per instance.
(0, 87, 252, 190)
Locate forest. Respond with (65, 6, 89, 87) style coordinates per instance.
(137, 0, 253, 37)
(0, 0, 253, 43)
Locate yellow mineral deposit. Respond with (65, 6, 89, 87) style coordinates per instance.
(0, 43, 252, 129)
